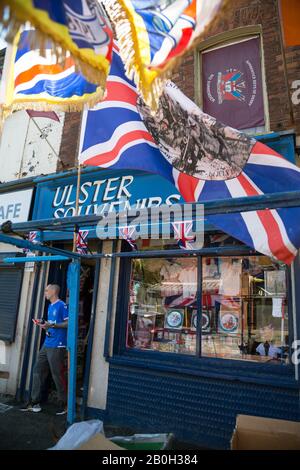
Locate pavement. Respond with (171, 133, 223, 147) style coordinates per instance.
(0, 397, 68, 450)
(0, 395, 205, 450)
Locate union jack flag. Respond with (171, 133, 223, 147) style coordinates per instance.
(165, 294, 196, 308)
(23, 231, 40, 254)
(76, 230, 89, 255)
(119, 226, 137, 251)
(79, 47, 300, 265)
(172, 221, 196, 250)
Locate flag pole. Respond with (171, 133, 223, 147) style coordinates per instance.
(68, 110, 84, 417)
(72, 162, 82, 251)
(72, 108, 86, 252)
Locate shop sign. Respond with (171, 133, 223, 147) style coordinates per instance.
(0, 189, 33, 224)
(291, 80, 300, 105)
(33, 170, 183, 220)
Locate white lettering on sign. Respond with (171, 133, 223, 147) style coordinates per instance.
(0, 189, 33, 223)
(117, 175, 134, 199)
(51, 175, 181, 218)
(79, 182, 92, 204)
(103, 177, 121, 201)
(291, 80, 300, 105)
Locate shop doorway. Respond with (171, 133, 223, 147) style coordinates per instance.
(38, 253, 96, 404)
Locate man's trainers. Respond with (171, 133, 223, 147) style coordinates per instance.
(55, 405, 67, 416)
(20, 403, 42, 413)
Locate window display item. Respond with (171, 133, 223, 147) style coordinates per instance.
(219, 259, 241, 296)
(265, 271, 286, 295)
(191, 309, 211, 333)
(218, 312, 239, 334)
(165, 310, 184, 329)
(256, 342, 282, 358)
(134, 316, 155, 349)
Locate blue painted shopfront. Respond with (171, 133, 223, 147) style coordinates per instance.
(33, 167, 183, 239)
(30, 131, 300, 449)
(98, 249, 300, 449)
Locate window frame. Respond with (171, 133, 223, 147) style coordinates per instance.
(113, 245, 294, 369)
(194, 25, 270, 135)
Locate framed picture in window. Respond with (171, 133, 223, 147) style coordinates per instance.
(218, 311, 239, 334)
(265, 271, 286, 296)
(165, 309, 184, 330)
(191, 309, 211, 333)
(134, 315, 155, 349)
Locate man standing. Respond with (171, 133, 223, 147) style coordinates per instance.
(21, 284, 68, 415)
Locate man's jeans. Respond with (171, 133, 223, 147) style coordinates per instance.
(31, 346, 67, 405)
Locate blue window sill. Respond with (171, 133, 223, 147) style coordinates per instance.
(107, 349, 298, 390)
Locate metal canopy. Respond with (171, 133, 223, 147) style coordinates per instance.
(3, 189, 300, 234)
(0, 189, 300, 426)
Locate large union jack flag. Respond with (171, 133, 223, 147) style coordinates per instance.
(79, 47, 300, 265)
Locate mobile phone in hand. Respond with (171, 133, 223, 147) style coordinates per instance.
(32, 319, 51, 336)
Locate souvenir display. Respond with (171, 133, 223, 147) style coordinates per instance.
(265, 271, 286, 296)
(126, 254, 288, 363)
(191, 309, 211, 333)
(165, 309, 184, 330)
(218, 312, 239, 334)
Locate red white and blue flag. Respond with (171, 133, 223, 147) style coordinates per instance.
(172, 221, 196, 250)
(79, 48, 300, 265)
(165, 294, 196, 308)
(76, 230, 89, 255)
(23, 231, 40, 254)
(119, 226, 137, 251)
(4, 28, 107, 113)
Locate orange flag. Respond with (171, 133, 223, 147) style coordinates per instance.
(280, 0, 300, 47)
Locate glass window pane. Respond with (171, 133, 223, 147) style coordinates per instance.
(127, 258, 198, 355)
(202, 256, 289, 363)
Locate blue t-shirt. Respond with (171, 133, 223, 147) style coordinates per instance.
(44, 300, 69, 348)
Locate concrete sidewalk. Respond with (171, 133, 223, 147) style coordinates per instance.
(0, 398, 68, 450)
(0, 396, 208, 450)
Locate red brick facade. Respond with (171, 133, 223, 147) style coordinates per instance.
(174, 0, 300, 139)
(58, 0, 300, 170)
(58, 112, 82, 171)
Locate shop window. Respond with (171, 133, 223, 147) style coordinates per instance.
(200, 36, 267, 133)
(134, 238, 185, 251)
(126, 255, 289, 364)
(202, 256, 289, 363)
(127, 258, 198, 355)
(134, 234, 244, 251)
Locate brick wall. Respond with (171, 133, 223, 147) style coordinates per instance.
(173, 0, 300, 138)
(287, 44, 300, 142)
(58, 111, 82, 171)
(58, 0, 300, 170)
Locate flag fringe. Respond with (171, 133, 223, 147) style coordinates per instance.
(0, 2, 109, 87)
(104, 0, 232, 110)
(104, 0, 167, 110)
(1, 85, 105, 116)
